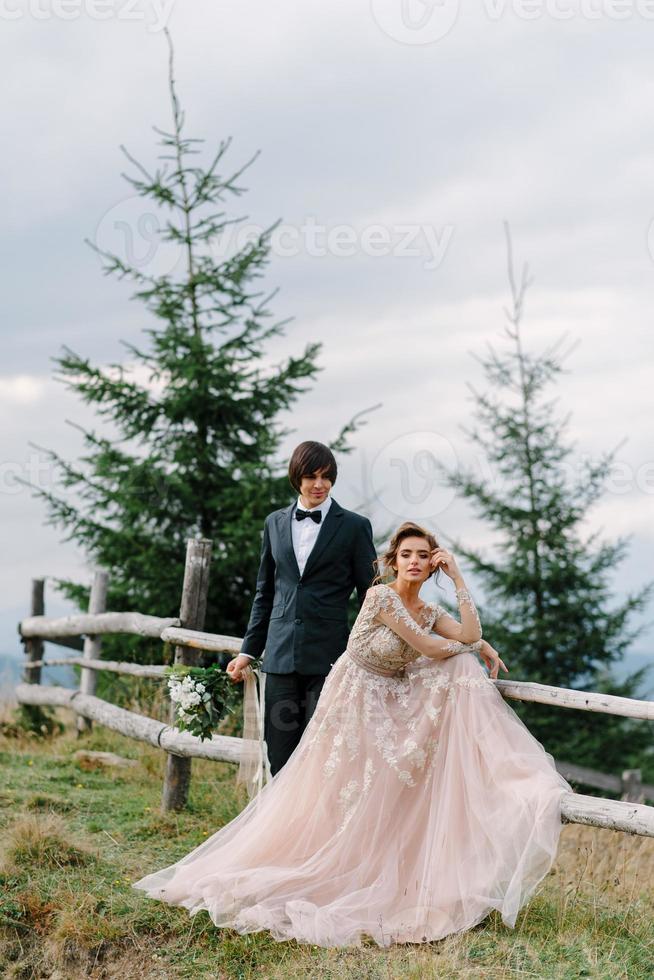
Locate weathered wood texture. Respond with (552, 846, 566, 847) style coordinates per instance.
(162, 538, 213, 812)
(21, 657, 167, 678)
(495, 678, 654, 721)
(20, 612, 180, 639)
(77, 570, 108, 735)
(556, 761, 652, 804)
(22, 579, 45, 685)
(620, 768, 646, 805)
(160, 626, 242, 654)
(560, 791, 654, 837)
(15, 683, 247, 765)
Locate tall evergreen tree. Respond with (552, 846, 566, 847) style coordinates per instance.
(24, 31, 369, 681)
(436, 224, 653, 777)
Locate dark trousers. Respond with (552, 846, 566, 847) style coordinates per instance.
(263, 671, 327, 776)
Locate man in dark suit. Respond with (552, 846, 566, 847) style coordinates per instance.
(227, 440, 377, 775)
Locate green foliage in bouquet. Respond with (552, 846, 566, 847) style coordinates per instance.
(165, 663, 243, 741)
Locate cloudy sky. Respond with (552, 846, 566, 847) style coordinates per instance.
(2, 1, 653, 690)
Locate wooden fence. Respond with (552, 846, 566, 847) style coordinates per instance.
(14, 539, 654, 837)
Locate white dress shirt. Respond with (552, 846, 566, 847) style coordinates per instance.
(292, 493, 332, 575)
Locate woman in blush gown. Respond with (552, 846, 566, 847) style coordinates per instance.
(132, 521, 572, 948)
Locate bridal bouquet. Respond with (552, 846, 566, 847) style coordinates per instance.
(165, 663, 241, 741)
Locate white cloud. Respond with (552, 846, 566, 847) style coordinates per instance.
(0, 375, 46, 405)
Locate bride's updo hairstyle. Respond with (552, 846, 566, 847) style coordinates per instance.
(371, 521, 442, 587)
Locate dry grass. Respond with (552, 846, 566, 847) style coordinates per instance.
(1, 812, 95, 875)
(553, 822, 654, 904)
(0, 699, 652, 979)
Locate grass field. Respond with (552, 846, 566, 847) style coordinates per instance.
(1, 704, 653, 980)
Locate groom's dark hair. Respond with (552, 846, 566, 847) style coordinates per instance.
(288, 441, 337, 492)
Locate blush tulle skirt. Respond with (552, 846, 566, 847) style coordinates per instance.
(132, 650, 571, 947)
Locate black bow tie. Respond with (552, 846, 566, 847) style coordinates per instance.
(295, 508, 322, 524)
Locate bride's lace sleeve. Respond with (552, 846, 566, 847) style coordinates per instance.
(454, 586, 482, 638)
(431, 587, 482, 650)
(366, 585, 482, 660)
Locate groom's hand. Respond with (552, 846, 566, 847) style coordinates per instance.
(227, 654, 254, 683)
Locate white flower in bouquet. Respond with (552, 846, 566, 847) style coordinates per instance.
(164, 662, 242, 741)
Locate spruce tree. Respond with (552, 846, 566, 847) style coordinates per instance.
(23, 30, 369, 688)
(436, 224, 653, 778)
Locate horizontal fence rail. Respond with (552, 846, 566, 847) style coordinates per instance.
(13, 680, 654, 838)
(495, 679, 654, 721)
(14, 683, 248, 764)
(555, 761, 632, 795)
(17, 656, 654, 802)
(20, 611, 181, 640)
(559, 793, 654, 838)
(23, 629, 654, 721)
(160, 626, 242, 654)
(15, 544, 654, 830)
(17, 656, 168, 679)
(554, 760, 654, 803)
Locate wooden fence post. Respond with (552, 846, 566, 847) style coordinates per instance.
(161, 538, 212, 811)
(77, 570, 109, 735)
(23, 579, 45, 685)
(621, 769, 644, 804)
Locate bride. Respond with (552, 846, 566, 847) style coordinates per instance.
(133, 521, 572, 947)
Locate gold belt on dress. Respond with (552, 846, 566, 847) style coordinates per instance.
(346, 649, 406, 678)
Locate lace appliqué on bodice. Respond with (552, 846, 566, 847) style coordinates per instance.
(345, 583, 443, 677)
(304, 583, 493, 810)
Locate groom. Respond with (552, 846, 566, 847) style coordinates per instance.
(227, 440, 377, 775)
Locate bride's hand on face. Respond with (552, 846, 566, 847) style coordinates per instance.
(479, 640, 508, 680)
(429, 548, 461, 581)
